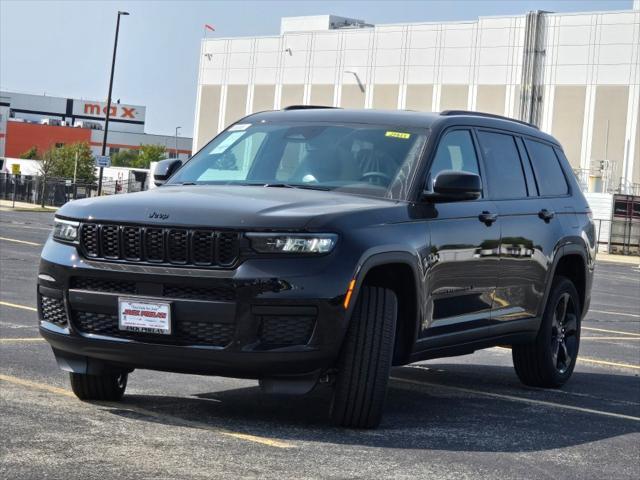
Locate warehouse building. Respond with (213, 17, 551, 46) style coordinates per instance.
(193, 3, 640, 195)
(0, 90, 192, 160)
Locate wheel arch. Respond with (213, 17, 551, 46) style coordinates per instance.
(543, 242, 589, 318)
(347, 251, 424, 366)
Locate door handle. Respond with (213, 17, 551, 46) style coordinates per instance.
(538, 209, 555, 222)
(479, 211, 498, 225)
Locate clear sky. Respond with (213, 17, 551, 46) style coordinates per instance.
(0, 0, 633, 138)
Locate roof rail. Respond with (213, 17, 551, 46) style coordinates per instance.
(283, 105, 340, 111)
(440, 110, 539, 129)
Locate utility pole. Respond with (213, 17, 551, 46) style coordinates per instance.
(73, 149, 78, 184)
(98, 10, 129, 196)
(175, 126, 181, 159)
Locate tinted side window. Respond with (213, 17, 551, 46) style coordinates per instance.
(428, 130, 480, 190)
(525, 139, 569, 196)
(477, 131, 527, 199)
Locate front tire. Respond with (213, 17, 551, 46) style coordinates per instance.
(69, 372, 128, 401)
(512, 276, 581, 388)
(331, 286, 397, 428)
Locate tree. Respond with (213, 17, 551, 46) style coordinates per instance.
(111, 149, 140, 168)
(44, 142, 97, 183)
(20, 146, 39, 159)
(136, 144, 167, 168)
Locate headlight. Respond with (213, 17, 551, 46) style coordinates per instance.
(247, 233, 337, 254)
(53, 218, 79, 243)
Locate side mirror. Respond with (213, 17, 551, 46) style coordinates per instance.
(421, 170, 482, 202)
(153, 159, 182, 186)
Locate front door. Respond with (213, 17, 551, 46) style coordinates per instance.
(421, 129, 501, 338)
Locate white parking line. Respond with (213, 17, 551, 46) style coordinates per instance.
(583, 326, 640, 337)
(588, 309, 640, 319)
(0, 301, 37, 312)
(0, 236, 41, 246)
(390, 376, 640, 422)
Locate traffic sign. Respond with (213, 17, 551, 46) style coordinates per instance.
(95, 155, 111, 168)
(11, 164, 21, 175)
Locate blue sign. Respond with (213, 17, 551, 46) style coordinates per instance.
(95, 155, 111, 168)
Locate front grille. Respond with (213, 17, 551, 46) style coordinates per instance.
(73, 311, 234, 346)
(164, 285, 236, 301)
(259, 316, 315, 347)
(70, 277, 137, 294)
(40, 296, 68, 327)
(78, 223, 242, 268)
(70, 277, 235, 301)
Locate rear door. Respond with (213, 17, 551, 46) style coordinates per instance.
(476, 130, 565, 325)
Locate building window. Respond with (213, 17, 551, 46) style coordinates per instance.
(55, 143, 64, 148)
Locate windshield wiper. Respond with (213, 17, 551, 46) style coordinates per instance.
(225, 181, 331, 190)
(261, 183, 331, 191)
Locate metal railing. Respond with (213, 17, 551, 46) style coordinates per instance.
(0, 173, 147, 208)
(593, 218, 640, 255)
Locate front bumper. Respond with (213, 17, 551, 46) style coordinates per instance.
(38, 238, 354, 379)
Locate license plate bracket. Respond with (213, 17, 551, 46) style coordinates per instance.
(118, 298, 171, 335)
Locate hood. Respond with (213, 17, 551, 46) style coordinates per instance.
(57, 185, 400, 230)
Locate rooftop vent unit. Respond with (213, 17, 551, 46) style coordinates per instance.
(280, 15, 373, 34)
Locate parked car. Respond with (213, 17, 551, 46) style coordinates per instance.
(38, 108, 595, 428)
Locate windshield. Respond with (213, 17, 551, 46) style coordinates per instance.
(168, 122, 428, 200)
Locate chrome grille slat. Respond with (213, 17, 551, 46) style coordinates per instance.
(78, 223, 241, 268)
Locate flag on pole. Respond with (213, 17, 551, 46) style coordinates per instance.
(204, 24, 215, 31)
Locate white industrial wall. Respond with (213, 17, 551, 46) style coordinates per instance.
(193, 9, 640, 193)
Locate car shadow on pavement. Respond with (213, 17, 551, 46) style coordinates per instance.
(104, 363, 639, 452)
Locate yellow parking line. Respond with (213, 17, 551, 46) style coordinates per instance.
(0, 373, 75, 398)
(0, 236, 41, 246)
(390, 376, 640, 422)
(577, 358, 640, 370)
(96, 402, 295, 448)
(493, 346, 640, 370)
(583, 326, 640, 337)
(0, 338, 44, 343)
(0, 373, 294, 449)
(0, 301, 37, 312)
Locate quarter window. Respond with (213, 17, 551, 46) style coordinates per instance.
(427, 130, 480, 190)
(525, 140, 569, 196)
(477, 131, 527, 199)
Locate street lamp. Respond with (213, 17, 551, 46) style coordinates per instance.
(98, 10, 130, 196)
(175, 126, 181, 159)
(344, 70, 365, 93)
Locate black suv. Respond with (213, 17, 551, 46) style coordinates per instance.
(38, 108, 595, 428)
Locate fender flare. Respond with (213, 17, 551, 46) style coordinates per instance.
(539, 240, 589, 317)
(345, 248, 424, 353)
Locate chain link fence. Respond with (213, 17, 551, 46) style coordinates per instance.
(0, 173, 148, 208)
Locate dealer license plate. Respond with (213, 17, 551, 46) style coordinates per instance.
(118, 298, 171, 335)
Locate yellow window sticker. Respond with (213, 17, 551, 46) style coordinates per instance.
(385, 131, 411, 139)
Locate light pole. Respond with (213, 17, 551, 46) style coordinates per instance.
(175, 126, 181, 159)
(98, 10, 129, 196)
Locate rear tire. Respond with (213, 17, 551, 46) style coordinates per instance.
(331, 286, 397, 428)
(512, 276, 581, 388)
(69, 372, 128, 401)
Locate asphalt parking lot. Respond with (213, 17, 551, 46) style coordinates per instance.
(1, 209, 638, 479)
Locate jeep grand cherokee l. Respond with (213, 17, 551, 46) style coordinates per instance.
(38, 108, 594, 428)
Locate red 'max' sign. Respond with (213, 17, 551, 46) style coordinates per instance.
(83, 103, 137, 119)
